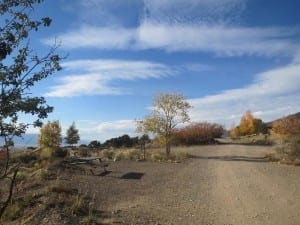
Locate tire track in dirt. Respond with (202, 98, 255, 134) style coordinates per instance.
(210, 145, 300, 225)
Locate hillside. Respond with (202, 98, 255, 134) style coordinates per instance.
(266, 112, 300, 127)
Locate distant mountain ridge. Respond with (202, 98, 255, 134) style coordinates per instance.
(266, 112, 300, 127)
(0, 134, 38, 148)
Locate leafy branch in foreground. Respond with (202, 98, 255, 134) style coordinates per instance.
(0, 0, 63, 218)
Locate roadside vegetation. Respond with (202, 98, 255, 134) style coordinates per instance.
(228, 111, 300, 165)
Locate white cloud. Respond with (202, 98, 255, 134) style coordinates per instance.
(44, 23, 299, 58)
(99, 120, 139, 141)
(136, 23, 298, 56)
(43, 25, 136, 49)
(188, 63, 300, 127)
(45, 59, 174, 97)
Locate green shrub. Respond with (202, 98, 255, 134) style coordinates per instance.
(3, 203, 22, 221)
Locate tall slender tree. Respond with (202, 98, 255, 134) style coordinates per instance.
(65, 122, 80, 147)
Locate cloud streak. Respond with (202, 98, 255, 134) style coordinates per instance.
(45, 59, 174, 97)
(44, 23, 299, 58)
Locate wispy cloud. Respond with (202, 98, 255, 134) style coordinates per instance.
(45, 59, 174, 97)
(137, 23, 299, 57)
(44, 23, 299, 58)
(188, 63, 300, 126)
(43, 25, 136, 50)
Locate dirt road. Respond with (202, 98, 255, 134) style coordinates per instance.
(76, 145, 300, 225)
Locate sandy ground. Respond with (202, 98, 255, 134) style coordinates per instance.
(66, 145, 300, 225)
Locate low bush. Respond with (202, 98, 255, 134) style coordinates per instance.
(113, 151, 125, 161)
(174, 122, 224, 145)
(174, 152, 191, 162)
(3, 203, 22, 221)
(150, 151, 168, 162)
(265, 153, 281, 162)
(101, 149, 115, 160)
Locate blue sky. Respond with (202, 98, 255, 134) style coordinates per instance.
(22, 0, 300, 142)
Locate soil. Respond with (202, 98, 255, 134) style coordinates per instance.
(61, 145, 300, 225)
(2, 144, 300, 225)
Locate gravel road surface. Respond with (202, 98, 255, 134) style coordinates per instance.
(74, 145, 300, 225)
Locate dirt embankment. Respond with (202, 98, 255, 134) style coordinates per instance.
(64, 145, 300, 225)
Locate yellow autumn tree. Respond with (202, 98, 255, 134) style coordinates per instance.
(229, 110, 268, 138)
(239, 110, 255, 136)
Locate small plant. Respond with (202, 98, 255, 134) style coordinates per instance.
(113, 151, 125, 161)
(3, 203, 22, 221)
(126, 149, 142, 161)
(48, 183, 78, 195)
(265, 153, 281, 162)
(174, 152, 191, 162)
(150, 151, 168, 162)
(101, 149, 115, 160)
(69, 194, 85, 215)
(82, 195, 97, 225)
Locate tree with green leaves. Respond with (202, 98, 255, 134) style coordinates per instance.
(88, 140, 101, 149)
(137, 92, 191, 156)
(65, 122, 80, 147)
(0, 0, 62, 218)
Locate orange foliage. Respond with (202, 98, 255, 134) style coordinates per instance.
(272, 116, 300, 139)
(173, 122, 224, 145)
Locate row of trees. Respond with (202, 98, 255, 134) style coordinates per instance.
(87, 134, 150, 149)
(38, 121, 80, 149)
(38, 122, 151, 150)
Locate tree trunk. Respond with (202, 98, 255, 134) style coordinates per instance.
(166, 142, 171, 156)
